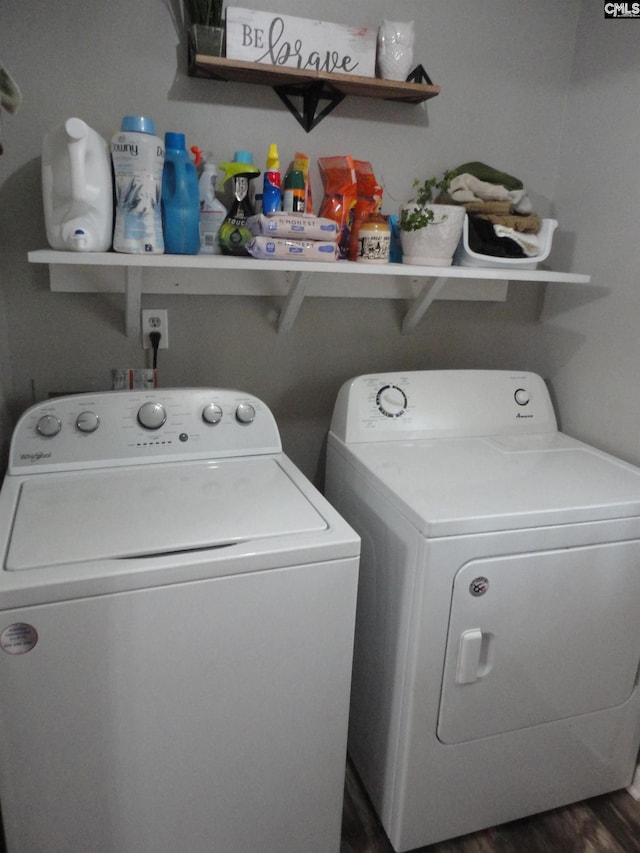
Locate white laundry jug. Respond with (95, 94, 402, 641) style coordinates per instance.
(41, 117, 113, 252)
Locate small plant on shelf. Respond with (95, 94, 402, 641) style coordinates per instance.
(398, 169, 465, 266)
(399, 169, 457, 232)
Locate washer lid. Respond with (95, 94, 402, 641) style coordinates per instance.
(343, 433, 640, 535)
(5, 457, 328, 570)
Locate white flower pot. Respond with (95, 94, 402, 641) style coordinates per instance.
(400, 204, 465, 266)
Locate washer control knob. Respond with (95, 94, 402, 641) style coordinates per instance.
(235, 403, 256, 424)
(376, 384, 407, 418)
(137, 401, 167, 430)
(36, 414, 62, 437)
(514, 388, 530, 406)
(76, 411, 100, 433)
(202, 403, 223, 425)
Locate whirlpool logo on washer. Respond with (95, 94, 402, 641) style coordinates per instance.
(604, 2, 640, 17)
(19, 451, 52, 462)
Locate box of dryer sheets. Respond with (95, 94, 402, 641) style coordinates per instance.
(225, 7, 377, 77)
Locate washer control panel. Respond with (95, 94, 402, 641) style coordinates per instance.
(10, 388, 280, 473)
(330, 370, 558, 443)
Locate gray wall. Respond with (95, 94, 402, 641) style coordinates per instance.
(535, 5, 640, 468)
(0, 0, 596, 482)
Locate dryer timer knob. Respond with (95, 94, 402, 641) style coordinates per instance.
(377, 385, 407, 418)
(514, 388, 530, 406)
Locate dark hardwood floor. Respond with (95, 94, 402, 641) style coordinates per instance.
(3, 759, 640, 852)
(341, 759, 640, 853)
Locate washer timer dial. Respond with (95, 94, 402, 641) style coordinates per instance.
(36, 414, 62, 437)
(137, 401, 167, 430)
(376, 385, 408, 418)
(235, 403, 256, 424)
(202, 403, 223, 425)
(75, 411, 100, 433)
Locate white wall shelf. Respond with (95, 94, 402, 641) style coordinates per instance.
(27, 250, 591, 336)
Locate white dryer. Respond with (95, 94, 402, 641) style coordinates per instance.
(325, 369, 640, 851)
(0, 388, 360, 853)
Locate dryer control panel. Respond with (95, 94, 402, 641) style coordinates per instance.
(9, 388, 281, 473)
(330, 370, 558, 443)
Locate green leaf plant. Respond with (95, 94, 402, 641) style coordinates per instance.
(399, 169, 457, 232)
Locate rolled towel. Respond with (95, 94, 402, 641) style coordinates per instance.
(452, 161, 523, 191)
(467, 216, 526, 258)
(449, 173, 510, 203)
(476, 212, 542, 233)
(449, 174, 532, 214)
(494, 224, 540, 256)
(459, 199, 512, 215)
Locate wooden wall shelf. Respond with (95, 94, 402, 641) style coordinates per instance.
(188, 56, 441, 130)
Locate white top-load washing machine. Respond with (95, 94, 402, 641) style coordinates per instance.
(326, 369, 640, 852)
(0, 388, 360, 853)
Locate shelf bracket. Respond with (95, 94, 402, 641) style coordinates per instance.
(124, 266, 142, 337)
(273, 82, 345, 132)
(401, 276, 449, 334)
(278, 271, 311, 333)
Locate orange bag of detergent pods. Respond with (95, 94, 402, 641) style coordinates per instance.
(318, 155, 357, 260)
(349, 160, 383, 261)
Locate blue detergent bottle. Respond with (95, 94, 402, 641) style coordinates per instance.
(162, 132, 200, 254)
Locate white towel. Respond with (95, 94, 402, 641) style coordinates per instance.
(449, 173, 532, 214)
(494, 224, 540, 257)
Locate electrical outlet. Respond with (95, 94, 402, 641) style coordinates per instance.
(141, 309, 169, 349)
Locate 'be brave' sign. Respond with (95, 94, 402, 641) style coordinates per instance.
(225, 8, 377, 77)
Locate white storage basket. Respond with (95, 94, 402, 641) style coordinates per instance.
(455, 215, 558, 270)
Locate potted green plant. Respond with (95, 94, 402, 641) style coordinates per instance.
(399, 169, 465, 266)
(186, 0, 225, 58)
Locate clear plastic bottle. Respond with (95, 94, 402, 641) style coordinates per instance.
(198, 159, 227, 254)
(42, 117, 113, 252)
(111, 115, 164, 254)
(162, 132, 200, 255)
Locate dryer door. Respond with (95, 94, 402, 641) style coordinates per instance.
(437, 540, 640, 744)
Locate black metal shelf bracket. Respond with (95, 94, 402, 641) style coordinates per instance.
(273, 81, 346, 132)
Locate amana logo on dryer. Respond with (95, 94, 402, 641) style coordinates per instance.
(20, 451, 52, 462)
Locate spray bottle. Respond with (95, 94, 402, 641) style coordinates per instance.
(198, 155, 227, 254)
(262, 143, 281, 215)
(217, 151, 261, 255)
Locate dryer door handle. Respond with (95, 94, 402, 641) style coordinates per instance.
(456, 628, 491, 684)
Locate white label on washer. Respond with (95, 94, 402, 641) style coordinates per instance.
(0, 623, 38, 654)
